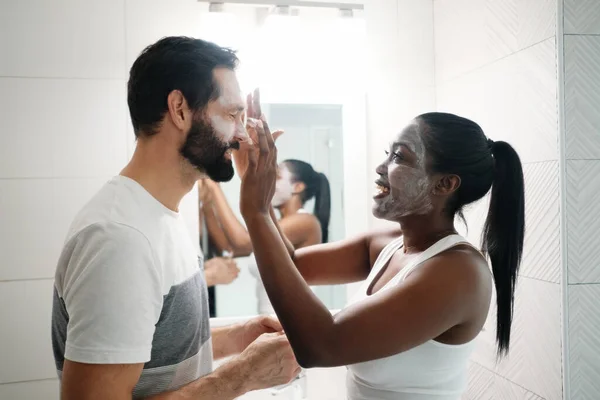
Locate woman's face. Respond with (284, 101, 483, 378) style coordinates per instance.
(272, 164, 295, 207)
(372, 122, 434, 221)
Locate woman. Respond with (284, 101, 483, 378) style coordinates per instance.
(200, 158, 331, 313)
(238, 106, 524, 399)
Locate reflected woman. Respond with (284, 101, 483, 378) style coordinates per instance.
(200, 158, 331, 314)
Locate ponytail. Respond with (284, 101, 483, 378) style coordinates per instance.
(417, 112, 525, 357)
(282, 159, 332, 244)
(481, 140, 525, 356)
(313, 172, 331, 243)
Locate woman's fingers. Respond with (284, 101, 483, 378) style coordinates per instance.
(272, 130, 284, 142)
(253, 88, 261, 118)
(261, 117, 275, 149)
(246, 93, 255, 119)
(256, 120, 270, 167)
(261, 118, 277, 168)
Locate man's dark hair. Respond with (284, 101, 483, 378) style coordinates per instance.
(127, 36, 239, 137)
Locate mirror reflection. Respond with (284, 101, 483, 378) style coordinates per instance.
(194, 3, 366, 318)
(200, 103, 348, 317)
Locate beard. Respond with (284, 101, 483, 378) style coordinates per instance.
(180, 117, 238, 182)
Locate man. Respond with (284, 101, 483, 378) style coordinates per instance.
(51, 36, 300, 399)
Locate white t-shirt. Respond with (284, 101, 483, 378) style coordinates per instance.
(51, 176, 212, 399)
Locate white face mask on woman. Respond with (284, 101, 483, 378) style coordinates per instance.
(272, 166, 295, 207)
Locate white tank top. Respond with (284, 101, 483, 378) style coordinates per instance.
(346, 234, 481, 400)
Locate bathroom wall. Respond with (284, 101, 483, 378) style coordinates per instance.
(433, 0, 562, 399)
(561, 0, 600, 398)
(0, 1, 199, 397)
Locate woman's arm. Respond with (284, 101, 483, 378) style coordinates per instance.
(209, 183, 254, 257)
(202, 203, 234, 255)
(290, 226, 401, 285)
(207, 180, 295, 258)
(244, 212, 482, 368)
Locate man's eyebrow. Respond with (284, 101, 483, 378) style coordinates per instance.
(392, 142, 416, 154)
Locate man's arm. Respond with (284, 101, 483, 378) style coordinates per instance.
(61, 356, 248, 400)
(211, 324, 243, 360)
(211, 316, 284, 360)
(61, 333, 300, 400)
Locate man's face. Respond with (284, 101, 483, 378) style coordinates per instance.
(180, 68, 247, 182)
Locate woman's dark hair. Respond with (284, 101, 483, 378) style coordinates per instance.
(127, 36, 238, 137)
(283, 159, 331, 243)
(416, 112, 525, 357)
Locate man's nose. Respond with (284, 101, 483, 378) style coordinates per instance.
(233, 120, 249, 143)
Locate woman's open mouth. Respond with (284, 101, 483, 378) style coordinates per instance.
(374, 180, 390, 199)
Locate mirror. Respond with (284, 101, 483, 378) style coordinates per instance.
(194, 3, 368, 318)
(204, 103, 347, 317)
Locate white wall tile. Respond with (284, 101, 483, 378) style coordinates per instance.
(437, 38, 558, 163)
(0, 180, 54, 281)
(0, 178, 108, 281)
(125, 0, 206, 71)
(470, 278, 562, 399)
(564, 35, 600, 159)
(514, 38, 558, 162)
(565, 0, 600, 34)
(0, 280, 56, 384)
(521, 161, 561, 283)
(566, 160, 600, 283)
(0, 0, 125, 79)
(434, 0, 492, 84)
(464, 362, 544, 399)
(434, 0, 555, 83)
(568, 284, 600, 399)
(0, 78, 128, 179)
(396, 0, 435, 88)
(0, 379, 59, 400)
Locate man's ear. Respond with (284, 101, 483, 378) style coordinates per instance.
(166, 90, 192, 131)
(432, 174, 461, 196)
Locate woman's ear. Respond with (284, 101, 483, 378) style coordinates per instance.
(432, 174, 461, 196)
(293, 181, 306, 194)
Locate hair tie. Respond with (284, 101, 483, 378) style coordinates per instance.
(487, 138, 495, 152)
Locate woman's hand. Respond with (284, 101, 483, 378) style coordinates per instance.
(198, 178, 218, 205)
(233, 89, 282, 178)
(204, 257, 240, 286)
(240, 116, 278, 218)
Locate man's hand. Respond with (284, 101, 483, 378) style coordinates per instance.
(233, 315, 283, 354)
(237, 332, 301, 392)
(204, 257, 240, 286)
